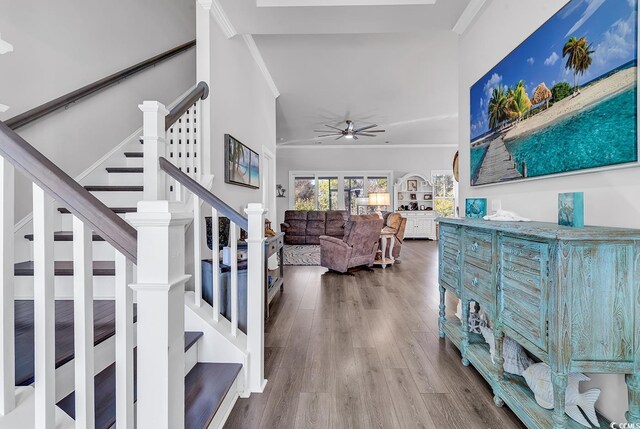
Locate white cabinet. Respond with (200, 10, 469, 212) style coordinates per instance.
(402, 212, 436, 239)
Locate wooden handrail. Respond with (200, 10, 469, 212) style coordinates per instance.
(0, 121, 137, 263)
(165, 81, 209, 131)
(158, 157, 248, 230)
(5, 40, 196, 130)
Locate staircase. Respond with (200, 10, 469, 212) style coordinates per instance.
(0, 81, 267, 429)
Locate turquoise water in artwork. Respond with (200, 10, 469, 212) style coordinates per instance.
(470, 144, 489, 183)
(505, 86, 638, 178)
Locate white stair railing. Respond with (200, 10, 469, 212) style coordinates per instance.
(0, 121, 138, 428)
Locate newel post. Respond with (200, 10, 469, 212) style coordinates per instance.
(127, 201, 192, 429)
(245, 203, 267, 393)
(139, 101, 169, 201)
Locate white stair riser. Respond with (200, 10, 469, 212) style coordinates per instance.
(125, 157, 143, 168)
(15, 276, 118, 300)
(59, 213, 129, 230)
(25, 240, 116, 261)
(108, 173, 143, 186)
(87, 191, 143, 207)
(185, 342, 198, 376)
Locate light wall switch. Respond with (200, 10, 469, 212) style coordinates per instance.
(491, 199, 502, 212)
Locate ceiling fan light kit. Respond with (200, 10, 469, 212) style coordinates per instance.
(313, 120, 385, 141)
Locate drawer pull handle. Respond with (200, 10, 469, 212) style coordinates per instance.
(456, 249, 461, 264)
(471, 277, 478, 288)
(472, 242, 479, 252)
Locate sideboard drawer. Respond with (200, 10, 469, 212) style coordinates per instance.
(462, 262, 493, 312)
(499, 236, 549, 352)
(463, 228, 493, 270)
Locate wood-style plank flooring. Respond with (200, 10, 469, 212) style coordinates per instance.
(224, 240, 525, 429)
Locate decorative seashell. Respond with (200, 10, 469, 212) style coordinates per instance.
(522, 363, 601, 428)
(502, 336, 533, 376)
(467, 311, 486, 334)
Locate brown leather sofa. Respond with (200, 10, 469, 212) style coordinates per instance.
(319, 214, 383, 273)
(382, 212, 407, 260)
(280, 210, 348, 245)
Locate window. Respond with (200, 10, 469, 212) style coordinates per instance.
(344, 177, 364, 215)
(432, 171, 457, 218)
(318, 177, 339, 210)
(290, 172, 391, 213)
(294, 177, 316, 210)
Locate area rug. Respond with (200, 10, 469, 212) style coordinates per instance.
(283, 244, 321, 266)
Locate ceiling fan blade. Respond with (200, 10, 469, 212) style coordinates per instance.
(354, 124, 378, 133)
(364, 130, 386, 133)
(357, 133, 377, 137)
(353, 135, 358, 140)
(314, 130, 342, 134)
(335, 135, 344, 141)
(325, 125, 344, 132)
(317, 134, 341, 138)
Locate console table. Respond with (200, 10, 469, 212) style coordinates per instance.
(436, 217, 640, 429)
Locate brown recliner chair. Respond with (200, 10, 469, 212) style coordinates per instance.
(382, 212, 407, 260)
(319, 215, 383, 273)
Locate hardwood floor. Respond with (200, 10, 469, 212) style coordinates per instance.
(224, 240, 525, 429)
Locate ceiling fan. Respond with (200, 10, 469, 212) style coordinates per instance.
(314, 120, 385, 140)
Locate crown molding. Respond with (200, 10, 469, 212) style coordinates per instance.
(210, 0, 237, 39)
(277, 143, 458, 150)
(452, 0, 488, 35)
(242, 35, 281, 99)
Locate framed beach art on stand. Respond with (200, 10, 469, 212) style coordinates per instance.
(225, 134, 260, 189)
(470, 0, 638, 186)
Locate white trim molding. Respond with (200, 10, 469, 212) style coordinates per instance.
(242, 35, 280, 99)
(452, 0, 488, 35)
(0, 33, 13, 55)
(209, 0, 237, 39)
(258, 0, 435, 6)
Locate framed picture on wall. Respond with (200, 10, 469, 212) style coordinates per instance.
(224, 134, 260, 189)
(469, 0, 638, 186)
(407, 179, 418, 191)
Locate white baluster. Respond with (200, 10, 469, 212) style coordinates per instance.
(193, 102, 201, 182)
(187, 107, 195, 181)
(115, 251, 134, 429)
(0, 158, 14, 415)
(139, 101, 168, 201)
(211, 209, 220, 322)
(230, 223, 238, 337)
(179, 114, 188, 202)
(32, 185, 55, 428)
(193, 196, 202, 307)
(245, 203, 266, 393)
(73, 217, 95, 429)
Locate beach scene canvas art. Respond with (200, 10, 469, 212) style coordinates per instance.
(225, 134, 260, 189)
(470, 0, 638, 186)
(465, 198, 487, 219)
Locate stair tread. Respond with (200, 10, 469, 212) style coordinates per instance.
(15, 300, 137, 386)
(15, 260, 116, 276)
(105, 167, 143, 173)
(84, 185, 143, 192)
(185, 363, 242, 429)
(124, 152, 143, 158)
(24, 231, 105, 242)
(185, 331, 204, 352)
(58, 207, 136, 214)
(57, 335, 221, 429)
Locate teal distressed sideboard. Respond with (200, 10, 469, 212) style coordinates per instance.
(436, 217, 640, 429)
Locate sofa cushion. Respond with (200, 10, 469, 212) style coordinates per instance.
(286, 219, 308, 235)
(306, 235, 321, 245)
(307, 211, 326, 221)
(306, 220, 326, 237)
(326, 211, 347, 237)
(284, 210, 308, 221)
(286, 235, 306, 245)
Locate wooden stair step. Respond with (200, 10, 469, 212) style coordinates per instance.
(185, 363, 242, 429)
(14, 261, 116, 276)
(105, 167, 143, 173)
(124, 152, 143, 158)
(57, 332, 210, 429)
(15, 300, 137, 386)
(24, 231, 105, 242)
(58, 207, 136, 214)
(84, 185, 143, 192)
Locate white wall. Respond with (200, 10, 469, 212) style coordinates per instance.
(276, 145, 457, 224)
(458, 0, 640, 422)
(207, 24, 277, 213)
(0, 0, 196, 219)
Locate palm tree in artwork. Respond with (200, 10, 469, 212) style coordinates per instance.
(506, 81, 532, 124)
(488, 86, 509, 130)
(562, 36, 595, 95)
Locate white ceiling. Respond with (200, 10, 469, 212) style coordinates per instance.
(217, 0, 475, 147)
